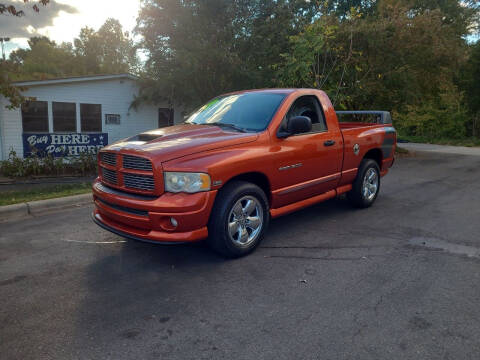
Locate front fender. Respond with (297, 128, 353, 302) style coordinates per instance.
(162, 134, 275, 192)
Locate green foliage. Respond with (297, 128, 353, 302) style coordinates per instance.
(460, 41, 480, 117)
(135, 0, 318, 108)
(0, 60, 27, 109)
(274, 0, 479, 141)
(74, 18, 139, 75)
(0, 150, 97, 178)
(394, 85, 469, 139)
(9, 37, 82, 80)
(1, 0, 479, 144)
(1, 18, 138, 108)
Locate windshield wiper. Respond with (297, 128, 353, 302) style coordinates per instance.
(213, 123, 248, 132)
(193, 122, 247, 133)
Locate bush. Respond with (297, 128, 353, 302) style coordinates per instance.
(394, 85, 470, 140)
(0, 149, 98, 178)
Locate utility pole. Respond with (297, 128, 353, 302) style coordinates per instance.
(0, 37, 10, 60)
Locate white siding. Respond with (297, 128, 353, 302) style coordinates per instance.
(0, 77, 183, 159)
(0, 96, 23, 159)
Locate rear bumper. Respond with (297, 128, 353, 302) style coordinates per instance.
(91, 178, 216, 243)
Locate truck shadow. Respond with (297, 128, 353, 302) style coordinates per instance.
(72, 196, 359, 352)
(115, 196, 355, 263)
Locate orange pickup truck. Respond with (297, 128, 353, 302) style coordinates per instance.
(92, 89, 396, 257)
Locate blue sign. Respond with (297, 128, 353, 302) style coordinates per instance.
(22, 133, 108, 157)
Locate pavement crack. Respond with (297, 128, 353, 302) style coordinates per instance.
(264, 255, 364, 260)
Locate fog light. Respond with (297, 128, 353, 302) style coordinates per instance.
(170, 217, 178, 227)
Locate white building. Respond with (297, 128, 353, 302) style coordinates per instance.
(0, 74, 183, 160)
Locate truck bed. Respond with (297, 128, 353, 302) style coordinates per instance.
(339, 121, 396, 182)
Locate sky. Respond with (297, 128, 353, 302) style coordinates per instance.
(1, 0, 142, 57)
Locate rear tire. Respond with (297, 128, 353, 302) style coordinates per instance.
(347, 159, 381, 208)
(207, 181, 269, 258)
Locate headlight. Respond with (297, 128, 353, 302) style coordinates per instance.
(164, 172, 211, 193)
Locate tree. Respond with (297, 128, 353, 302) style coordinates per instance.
(136, 0, 318, 108)
(1, 0, 51, 108)
(0, 0, 49, 16)
(136, 0, 250, 107)
(74, 18, 139, 75)
(459, 41, 480, 136)
(238, 0, 320, 88)
(2, 18, 138, 108)
(9, 37, 81, 80)
(275, 0, 475, 122)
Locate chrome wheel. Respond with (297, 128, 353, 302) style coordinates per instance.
(362, 167, 379, 201)
(227, 196, 264, 247)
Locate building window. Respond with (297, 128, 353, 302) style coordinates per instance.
(105, 114, 121, 125)
(53, 102, 76, 132)
(158, 108, 174, 128)
(81, 103, 102, 132)
(21, 101, 48, 133)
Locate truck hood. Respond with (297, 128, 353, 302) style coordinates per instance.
(103, 124, 259, 162)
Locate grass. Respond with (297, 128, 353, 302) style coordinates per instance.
(0, 182, 92, 206)
(395, 146, 409, 155)
(398, 135, 480, 147)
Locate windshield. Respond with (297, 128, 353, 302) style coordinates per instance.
(186, 92, 286, 132)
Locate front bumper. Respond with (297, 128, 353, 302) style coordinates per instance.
(91, 178, 217, 243)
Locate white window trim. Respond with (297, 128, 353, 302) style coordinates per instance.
(76, 103, 81, 133)
(47, 101, 53, 133)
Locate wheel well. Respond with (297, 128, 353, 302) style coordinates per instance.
(223, 172, 271, 204)
(363, 148, 383, 168)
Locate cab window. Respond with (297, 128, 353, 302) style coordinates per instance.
(285, 95, 327, 133)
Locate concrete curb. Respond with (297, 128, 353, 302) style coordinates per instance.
(0, 203, 29, 222)
(0, 193, 92, 222)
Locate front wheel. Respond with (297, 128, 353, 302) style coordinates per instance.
(207, 181, 269, 258)
(347, 159, 381, 208)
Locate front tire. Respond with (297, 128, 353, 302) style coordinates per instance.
(207, 181, 269, 258)
(347, 159, 381, 208)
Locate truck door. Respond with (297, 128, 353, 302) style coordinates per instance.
(271, 95, 343, 208)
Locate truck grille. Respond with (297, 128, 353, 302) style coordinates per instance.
(101, 152, 117, 166)
(123, 173, 155, 191)
(122, 155, 153, 171)
(102, 167, 117, 185)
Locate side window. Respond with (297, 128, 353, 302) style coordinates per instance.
(286, 95, 327, 133)
(80, 103, 102, 132)
(21, 101, 49, 133)
(53, 102, 76, 132)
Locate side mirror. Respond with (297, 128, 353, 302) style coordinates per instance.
(278, 116, 312, 138)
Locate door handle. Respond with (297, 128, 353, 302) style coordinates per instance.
(324, 140, 336, 147)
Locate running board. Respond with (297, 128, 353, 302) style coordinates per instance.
(270, 184, 352, 219)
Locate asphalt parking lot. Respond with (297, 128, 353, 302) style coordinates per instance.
(1, 148, 480, 360)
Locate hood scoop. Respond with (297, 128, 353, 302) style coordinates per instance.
(125, 133, 163, 144)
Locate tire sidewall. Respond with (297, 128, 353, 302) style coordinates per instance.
(358, 160, 380, 207)
(209, 181, 270, 257)
(348, 159, 381, 208)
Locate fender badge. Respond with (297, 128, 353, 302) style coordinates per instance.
(353, 144, 360, 155)
(213, 180, 222, 186)
(279, 163, 303, 171)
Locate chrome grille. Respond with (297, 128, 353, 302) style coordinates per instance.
(101, 152, 117, 166)
(101, 167, 117, 185)
(122, 155, 152, 171)
(123, 173, 155, 191)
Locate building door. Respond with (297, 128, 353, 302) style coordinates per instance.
(158, 108, 174, 128)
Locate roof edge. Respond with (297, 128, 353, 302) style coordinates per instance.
(13, 73, 138, 87)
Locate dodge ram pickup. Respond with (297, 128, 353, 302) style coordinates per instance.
(92, 89, 396, 257)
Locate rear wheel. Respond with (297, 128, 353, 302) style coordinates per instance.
(207, 181, 269, 258)
(347, 159, 380, 208)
